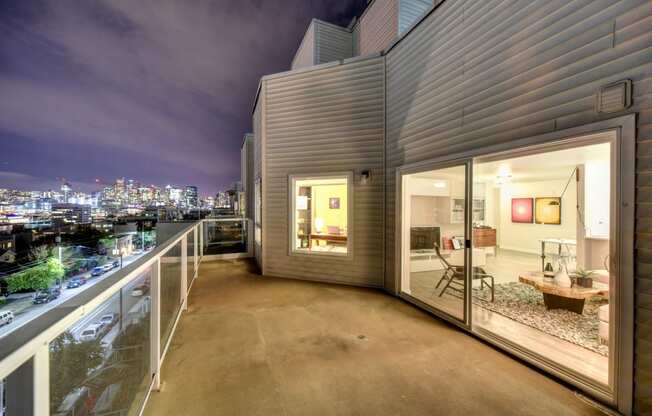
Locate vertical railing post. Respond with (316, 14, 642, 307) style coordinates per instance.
(151, 257, 161, 391)
(33, 344, 49, 416)
(181, 235, 188, 311)
(193, 225, 198, 277)
(199, 220, 204, 259)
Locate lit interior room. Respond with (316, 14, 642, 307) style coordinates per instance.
(293, 176, 349, 254)
(402, 141, 612, 386)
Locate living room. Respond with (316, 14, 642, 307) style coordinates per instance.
(402, 137, 613, 387)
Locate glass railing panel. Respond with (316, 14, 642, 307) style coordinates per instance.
(160, 241, 182, 350)
(203, 220, 247, 255)
(49, 267, 153, 416)
(187, 229, 195, 289)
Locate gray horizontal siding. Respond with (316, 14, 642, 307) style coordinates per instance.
(253, 97, 264, 269)
(242, 133, 254, 221)
(384, 0, 652, 412)
(352, 22, 360, 56)
(398, 0, 432, 35)
(359, 0, 398, 56)
(291, 21, 315, 70)
(262, 57, 385, 287)
(315, 21, 353, 65)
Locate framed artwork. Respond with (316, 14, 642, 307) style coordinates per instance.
(511, 198, 533, 223)
(535, 197, 561, 225)
(329, 197, 340, 209)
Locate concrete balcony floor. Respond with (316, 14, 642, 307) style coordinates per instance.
(145, 260, 602, 416)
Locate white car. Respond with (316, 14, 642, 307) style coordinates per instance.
(131, 284, 148, 297)
(99, 313, 118, 326)
(79, 323, 103, 342)
(0, 310, 14, 326)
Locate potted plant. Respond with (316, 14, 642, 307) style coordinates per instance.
(573, 268, 595, 288)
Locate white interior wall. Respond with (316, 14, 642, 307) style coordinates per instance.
(497, 178, 577, 254)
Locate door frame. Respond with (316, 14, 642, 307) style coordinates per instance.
(397, 158, 473, 329)
(393, 115, 635, 414)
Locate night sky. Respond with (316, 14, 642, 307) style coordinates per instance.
(0, 0, 367, 196)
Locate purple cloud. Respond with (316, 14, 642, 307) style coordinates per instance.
(0, 0, 366, 196)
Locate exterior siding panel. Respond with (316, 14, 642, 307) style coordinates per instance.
(398, 0, 432, 35)
(291, 21, 315, 70)
(359, 0, 398, 56)
(262, 57, 385, 287)
(253, 95, 264, 269)
(242, 133, 254, 221)
(315, 21, 353, 65)
(384, 0, 652, 412)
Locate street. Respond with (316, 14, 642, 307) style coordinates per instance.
(0, 250, 150, 339)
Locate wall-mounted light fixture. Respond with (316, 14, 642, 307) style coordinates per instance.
(360, 170, 371, 185)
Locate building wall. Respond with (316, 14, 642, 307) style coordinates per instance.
(241, 133, 255, 221)
(315, 20, 353, 65)
(398, 0, 432, 35)
(291, 21, 315, 70)
(358, 0, 398, 56)
(383, 0, 652, 413)
(253, 95, 264, 269)
(260, 56, 385, 287)
(352, 21, 360, 56)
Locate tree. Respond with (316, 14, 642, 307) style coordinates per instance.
(28, 245, 52, 261)
(98, 237, 116, 255)
(49, 331, 104, 412)
(6, 258, 65, 292)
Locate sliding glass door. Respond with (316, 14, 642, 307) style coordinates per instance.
(400, 162, 471, 324)
(470, 136, 616, 390)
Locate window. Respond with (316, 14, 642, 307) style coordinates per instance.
(290, 174, 351, 256)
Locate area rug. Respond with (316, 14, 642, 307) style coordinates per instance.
(471, 282, 608, 356)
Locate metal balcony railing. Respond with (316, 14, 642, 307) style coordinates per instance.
(0, 218, 252, 416)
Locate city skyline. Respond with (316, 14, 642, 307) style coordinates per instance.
(0, 176, 213, 198)
(0, 1, 367, 196)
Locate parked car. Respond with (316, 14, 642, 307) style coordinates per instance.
(79, 323, 103, 342)
(131, 284, 148, 297)
(33, 288, 61, 304)
(0, 310, 14, 326)
(99, 312, 118, 327)
(91, 266, 105, 277)
(102, 264, 113, 273)
(66, 276, 87, 289)
(112, 260, 120, 268)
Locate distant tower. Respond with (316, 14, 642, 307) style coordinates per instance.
(185, 186, 198, 208)
(61, 182, 71, 203)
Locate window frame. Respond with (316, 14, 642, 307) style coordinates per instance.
(288, 172, 354, 258)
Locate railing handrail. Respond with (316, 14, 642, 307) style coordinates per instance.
(202, 217, 246, 222)
(0, 220, 201, 379)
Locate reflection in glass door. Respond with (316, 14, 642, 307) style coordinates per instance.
(401, 164, 469, 322)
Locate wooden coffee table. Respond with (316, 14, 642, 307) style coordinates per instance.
(519, 272, 608, 314)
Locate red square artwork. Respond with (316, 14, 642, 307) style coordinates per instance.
(511, 198, 533, 223)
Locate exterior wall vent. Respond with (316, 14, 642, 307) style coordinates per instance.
(595, 80, 632, 114)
